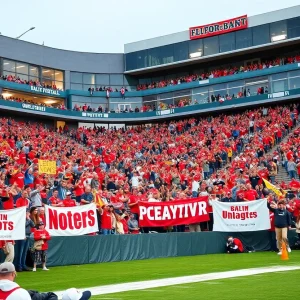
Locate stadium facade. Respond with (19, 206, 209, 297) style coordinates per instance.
(0, 5, 300, 127)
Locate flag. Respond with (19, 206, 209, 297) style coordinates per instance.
(263, 178, 286, 197)
(93, 190, 104, 208)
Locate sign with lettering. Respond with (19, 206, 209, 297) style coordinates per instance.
(45, 204, 98, 236)
(190, 15, 248, 40)
(212, 199, 270, 232)
(156, 109, 175, 116)
(22, 103, 46, 112)
(82, 112, 109, 118)
(138, 197, 209, 227)
(0, 207, 26, 240)
(30, 86, 61, 96)
(38, 160, 57, 175)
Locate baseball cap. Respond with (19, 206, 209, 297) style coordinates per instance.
(66, 191, 72, 196)
(62, 288, 91, 300)
(0, 262, 15, 274)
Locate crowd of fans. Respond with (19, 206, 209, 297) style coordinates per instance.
(0, 103, 299, 272)
(0, 75, 62, 91)
(136, 54, 300, 91)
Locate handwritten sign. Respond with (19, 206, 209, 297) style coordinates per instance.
(38, 160, 56, 175)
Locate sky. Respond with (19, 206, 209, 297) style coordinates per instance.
(1, 0, 300, 53)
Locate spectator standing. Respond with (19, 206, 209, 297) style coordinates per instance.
(32, 222, 51, 272)
(267, 200, 292, 255)
(287, 159, 297, 179)
(99, 205, 113, 235)
(0, 262, 31, 299)
(15, 210, 35, 272)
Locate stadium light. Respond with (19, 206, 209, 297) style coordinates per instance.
(271, 34, 287, 42)
(16, 27, 35, 39)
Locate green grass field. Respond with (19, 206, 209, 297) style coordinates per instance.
(16, 251, 300, 299)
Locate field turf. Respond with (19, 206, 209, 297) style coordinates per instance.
(16, 251, 300, 299)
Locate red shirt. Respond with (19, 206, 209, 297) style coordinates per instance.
(233, 238, 244, 252)
(12, 172, 25, 189)
(34, 229, 51, 250)
(101, 211, 112, 230)
(62, 199, 76, 207)
(128, 195, 139, 214)
(16, 197, 29, 208)
(244, 189, 258, 201)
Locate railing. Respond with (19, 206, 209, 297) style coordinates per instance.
(0, 87, 298, 122)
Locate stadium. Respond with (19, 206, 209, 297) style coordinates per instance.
(0, 2, 300, 300)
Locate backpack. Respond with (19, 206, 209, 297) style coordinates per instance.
(0, 287, 20, 300)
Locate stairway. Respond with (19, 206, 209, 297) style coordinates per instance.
(269, 124, 300, 185)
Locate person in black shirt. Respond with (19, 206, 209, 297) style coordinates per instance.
(267, 200, 292, 255)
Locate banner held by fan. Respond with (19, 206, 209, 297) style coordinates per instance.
(138, 196, 209, 227)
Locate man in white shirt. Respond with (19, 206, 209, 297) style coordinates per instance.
(0, 262, 31, 299)
(192, 178, 200, 198)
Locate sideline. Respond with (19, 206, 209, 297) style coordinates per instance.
(55, 265, 300, 298)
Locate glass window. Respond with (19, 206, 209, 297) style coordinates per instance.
(42, 68, 55, 81)
(17, 73, 28, 81)
(71, 83, 82, 91)
(55, 70, 63, 82)
(29, 76, 39, 82)
(189, 39, 203, 59)
(161, 44, 174, 64)
(3, 71, 15, 78)
(55, 81, 64, 90)
(125, 52, 137, 71)
(236, 28, 252, 49)
(16, 62, 28, 75)
(203, 36, 219, 56)
(209, 83, 227, 93)
(192, 87, 209, 104)
(272, 72, 287, 81)
(136, 50, 148, 69)
(30, 66, 39, 78)
(228, 86, 244, 98)
(71, 72, 83, 83)
(174, 42, 188, 62)
(289, 70, 300, 78)
(272, 79, 288, 93)
(227, 80, 244, 88)
(270, 20, 287, 42)
(252, 24, 270, 46)
(219, 32, 235, 53)
(96, 74, 110, 85)
(287, 17, 300, 39)
(83, 73, 95, 85)
(192, 92, 209, 104)
(289, 77, 300, 90)
(3, 60, 15, 72)
(110, 74, 124, 86)
(148, 47, 161, 66)
(83, 84, 96, 91)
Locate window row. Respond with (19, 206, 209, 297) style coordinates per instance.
(142, 70, 300, 106)
(126, 17, 300, 70)
(70, 72, 137, 89)
(1, 59, 64, 89)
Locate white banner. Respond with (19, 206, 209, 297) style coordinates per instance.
(212, 199, 270, 232)
(0, 207, 26, 240)
(45, 204, 98, 236)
